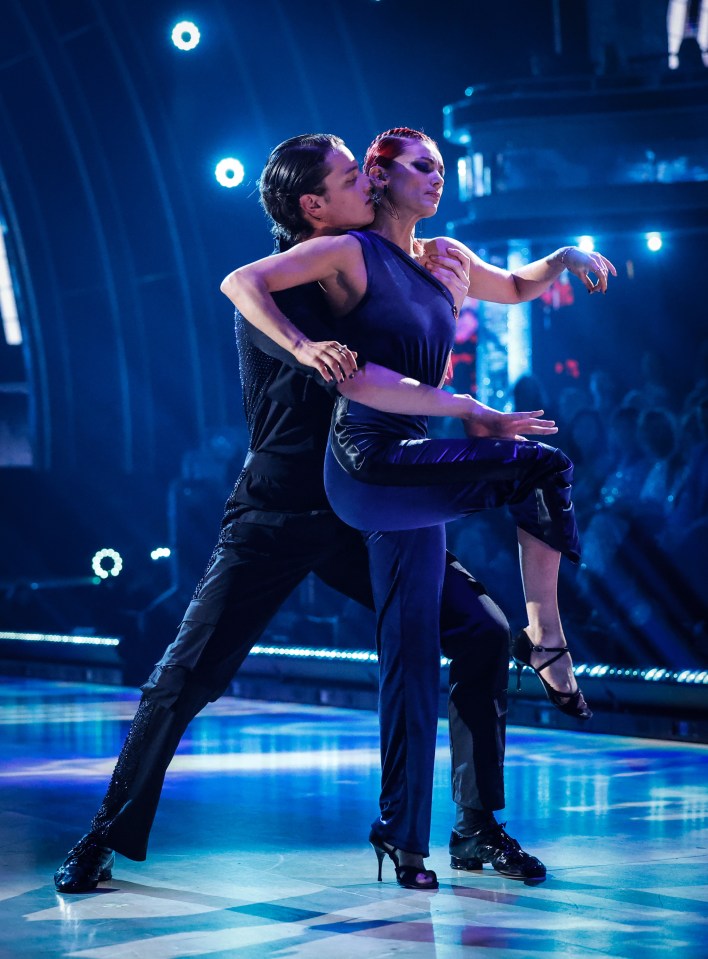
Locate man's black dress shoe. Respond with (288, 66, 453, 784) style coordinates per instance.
(54, 834, 115, 893)
(449, 822, 546, 881)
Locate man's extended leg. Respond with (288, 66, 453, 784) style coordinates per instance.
(439, 554, 545, 881)
(54, 510, 350, 892)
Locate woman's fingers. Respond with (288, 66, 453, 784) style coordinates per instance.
(505, 411, 557, 436)
(575, 250, 616, 294)
(514, 411, 556, 428)
(513, 419, 557, 434)
(600, 254, 617, 276)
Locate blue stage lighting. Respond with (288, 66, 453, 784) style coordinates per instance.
(171, 21, 200, 51)
(646, 232, 663, 252)
(215, 158, 245, 188)
(0, 631, 120, 647)
(150, 547, 172, 560)
(246, 645, 708, 686)
(91, 548, 123, 580)
(577, 235, 595, 253)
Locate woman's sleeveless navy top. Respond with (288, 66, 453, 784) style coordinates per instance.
(331, 230, 456, 444)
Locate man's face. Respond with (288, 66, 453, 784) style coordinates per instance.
(314, 146, 375, 231)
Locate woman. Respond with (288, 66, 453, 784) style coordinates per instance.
(222, 128, 615, 887)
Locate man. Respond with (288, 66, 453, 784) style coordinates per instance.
(54, 134, 547, 893)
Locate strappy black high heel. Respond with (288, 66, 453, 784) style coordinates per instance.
(369, 828, 438, 890)
(512, 628, 592, 721)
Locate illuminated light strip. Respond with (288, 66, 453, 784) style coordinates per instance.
(252, 645, 450, 669)
(572, 663, 707, 684)
(0, 226, 21, 345)
(249, 646, 707, 685)
(0, 631, 120, 647)
(251, 645, 378, 664)
(1, 636, 701, 684)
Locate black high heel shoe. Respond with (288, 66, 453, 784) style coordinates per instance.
(369, 828, 438, 890)
(512, 628, 592, 721)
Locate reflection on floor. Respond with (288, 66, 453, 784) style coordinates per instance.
(0, 678, 706, 959)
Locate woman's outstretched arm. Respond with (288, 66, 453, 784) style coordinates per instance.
(340, 365, 557, 438)
(422, 239, 617, 304)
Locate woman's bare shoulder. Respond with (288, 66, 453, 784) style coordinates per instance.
(423, 236, 474, 258)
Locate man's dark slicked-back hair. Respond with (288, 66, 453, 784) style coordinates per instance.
(259, 134, 344, 249)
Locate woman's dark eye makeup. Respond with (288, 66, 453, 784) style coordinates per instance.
(414, 159, 444, 177)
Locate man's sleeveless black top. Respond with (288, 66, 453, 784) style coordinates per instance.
(227, 284, 335, 514)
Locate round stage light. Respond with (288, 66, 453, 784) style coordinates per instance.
(150, 547, 172, 560)
(215, 158, 245, 188)
(646, 232, 663, 252)
(171, 21, 200, 51)
(91, 548, 123, 580)
(577, 235, 595, 253)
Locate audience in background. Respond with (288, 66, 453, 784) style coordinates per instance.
(563, 407, 611, 524)
(556, 384, 592, 433)
(589, 369, 619, 419)
(512, 373, 548, 414)
(619, 353, 671, 412)
(443, 349, 708, 669)
(637, 408, 678, 512)
(597, 406, 651, 510)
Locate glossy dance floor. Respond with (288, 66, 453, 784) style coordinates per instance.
(1, 680, 707, 959)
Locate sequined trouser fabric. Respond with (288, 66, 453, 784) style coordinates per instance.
(85, 498, 509, 861)
(326, 425, 580, 562)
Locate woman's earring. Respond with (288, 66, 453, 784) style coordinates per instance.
(371, 183, 388, 205)
(370, 175, 388, 206)
(371, 178, 397, 217)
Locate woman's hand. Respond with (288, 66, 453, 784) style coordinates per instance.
(560, 247, 617, 294)
(293, 339, 358, 383)
(420, 244, 471, 313)
(461, 405, 558, 440)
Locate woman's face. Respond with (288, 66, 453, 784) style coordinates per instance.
(383, 140, 445, 219)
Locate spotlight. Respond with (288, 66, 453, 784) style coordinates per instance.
(215, 158, 245, 188)
(91, 548, 123, 580)
(646, 232, 663, 252)
(171, 21, 200, 51)
(577, 235, 595, 253)
(150, 547, 172, 560)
